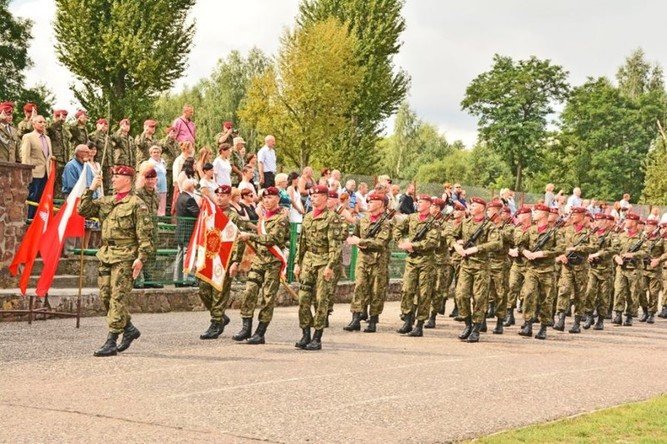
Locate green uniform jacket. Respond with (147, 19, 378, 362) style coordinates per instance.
(432, 218, 451, 266)
(392, 213, 440, 265)
(0, 122, 18, 162)
(615, 230, 647, 270)
(589, 229, 616, 271)
(69, 122, 89, 147)
(78, 189, 153, 264)
(135, 132, 154, 169)
(159, 137, 179, 170)
(89, 130, 112, 168)
(450, 216, 502, 268)
(17, 118, 33, 137)
(246, 212, 290, 268)
(488, 221, 514, 264)
(353, 212, 392, 265)
(296, 209, 343, 270)
(562, 225, 596, 266)
(642, 234, 666, 273)
(112, 130, 135, 167)
(46, 120, 69, 164)
(517, 224, 565, 272)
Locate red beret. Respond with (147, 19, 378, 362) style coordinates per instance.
(54, 109, 68, 116)
(367, 192, 385, 202)
(432, 198, 446, 210)
(23, 102, 37, 112)
(549, 207, 560, 215)
(144, 119, 157, 127)
(502, 206, 511, 214)
(453, 201, 466, 211)
(570, 206, 586, 214)
(215, 185, 232, 195)
(143, 168, 157, 179)
(487, 199, 503, 209)
(327, 189, 339, 199)
(263, 186, 279, 196)
(625, 212, 640, 221)
(310, 185, 328, 196)
(471, 196, 487, 206)
(111, 165, 135, 176)
(417, 194, 432, 202)
(119, 118, 130, 126)
(75, 109, 87, 118)
(534, 204, 550, 212)
(606, 214, 616, 221)
(0, 101, 14, 111)
(646, 219, 658, 226)
(96, 118, 108, 126)
(516, 206, 532, 215)
(594, 213, 606, 220)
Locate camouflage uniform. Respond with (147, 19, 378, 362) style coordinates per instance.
(89, 129, 112, 192)
(295, 209, 342, 331)
(612, 231, 646, 319)
(112, 129, 135, 167)
(430, 218, 452, 317)
(47, 120, 70, 198)
(507, 225, 530, 318)
(487, 222, 513, 321)
(17, 118, 33, 138)
(393, 214, 440, 322)
(78, 189, 153, 333)
(134, 132, 154, 170)
(230, 149, 244, 187)
(584, 229, 616, 320)
(640, 233, 665, 317)
(134, 186, 159, 286)
(556, 225, 594, 316)
(328, 209, 349, 315)
(0, 121, 18, 163)
(69, 122, 89, 148)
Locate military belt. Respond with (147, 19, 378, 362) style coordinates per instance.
(102, 239, 137, 247)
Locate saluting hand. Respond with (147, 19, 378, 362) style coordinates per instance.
(132, 259, 143, 279)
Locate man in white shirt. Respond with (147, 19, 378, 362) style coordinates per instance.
(257, 135, 277, 188)
(355, 182, 369, 215)
(566, 187, 583, 209)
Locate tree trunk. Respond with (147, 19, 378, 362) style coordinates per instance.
(514, 161, 522, 192)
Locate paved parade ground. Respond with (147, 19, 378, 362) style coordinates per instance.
(1, 301, 666, 443)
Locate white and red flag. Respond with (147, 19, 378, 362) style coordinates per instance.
(184, 197, 238, 291)
(36, 163, 90, 297)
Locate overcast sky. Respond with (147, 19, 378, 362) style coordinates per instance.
(10, 0, 667, 147)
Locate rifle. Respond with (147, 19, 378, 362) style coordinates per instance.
(531, 215, 569, 254)
(366, 209, 396, 238)
(621, 231, 651, 266)
(639, 228, 662, 267)
(565, 231, 590, 266)
(463, 216, 490, 249)
(412, 212, 442, 243)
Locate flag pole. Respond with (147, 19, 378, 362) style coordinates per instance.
(76, 239, 84, 329)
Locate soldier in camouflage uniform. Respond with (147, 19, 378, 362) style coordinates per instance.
(230, 137, 246, 187)
(112, 118, 135, 167)
(345, 192, 392, 333)
(69, 109, 89, 148)
(232, 186, 289, 344)
(325, 189, 352, 326)
(294, 185, 342, 351)
(506, 206, 533, 326)
(89, 119, 111, 192)
(659, 223, 667, 319)
(639, 219, 665, 324)
(611, 212, 646, 326)
(516, 204, 565, 340)
(393, 194, 440, 337)
(446, 201, 467, 319)
(134, 168, 161, 289)
(135, 119, 157, 169)
(47, 109, 70, 198)
(554, 207, 594, 334)
(0, 102, 19, 162)
(583, 213, 617, 330)
(485, 200, 513, 334)
(424, 198, 449, 329)
(78, 165, 153, 357)
(451, 197, 502, 342)
(17, 102, 37, 137)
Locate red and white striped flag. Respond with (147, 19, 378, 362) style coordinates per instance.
(36, 164, 90, 297)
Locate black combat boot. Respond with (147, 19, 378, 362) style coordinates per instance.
(467, 323, 481, 343)
(117, 322, 141, 352)
(612, 311, 623, 325)
(568, 315, 582, 334)
(639, 307, 649, 322)
(518, 322, 533, 337)
(486, 301, 495, 319)
(458, 316, 473, 340)
(647, 313, 655, 324)
(438, 300, 447, 316)
(221, 314, 230, 333)
(622, 314, 633, 326)
(449, 303, 459, 318)
(397, 312, 414, 334)
(324, 310, 332, 328)
(246, 322, 268, 345)
(553, 312, 566, 331)
(295, 327, 311, 349)
(659, 305, 667, 318)
(493, 317, 504, 334)
(93, 332, 119, 357)
(407, 320, 424, 337)
(199, 320, 223, 340)
(424, 310, 437, 329)
(565, 302, 573, 317)
(360, 307, 369, 321)
(504, 309, 515, 327)
(593, 315, 604, 330)
(305, 329, 323, 350)
(534, 324, 547, 340)
(582, 313, 595, 330)
(232, 318, 253, 341)
(480, 317, 488, 332)
(364, 315, 378, 333)
(343, 312, 362, 331)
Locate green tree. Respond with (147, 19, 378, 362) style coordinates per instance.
(461, 54, 570, 191)
(416, 149, 470, 185)
(238, 19, 363, 169)
(617, 48, 664, 100)
(54, 0, 196, 126)
(641, 133, 667, 205)
(465, 142, 513, 189)
(298, 0, 409, 173)
(0, 0, 52, 112)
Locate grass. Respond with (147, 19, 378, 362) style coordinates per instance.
(472, 394, 667, 443)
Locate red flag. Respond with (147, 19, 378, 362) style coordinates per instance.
(8, 159, 57, 295)
(184, 197, 237, 291)
(36, 164, 89, 297)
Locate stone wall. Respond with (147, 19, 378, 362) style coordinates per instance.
(0, 161, 33, 288)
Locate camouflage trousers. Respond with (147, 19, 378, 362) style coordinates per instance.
(328, 261, 345, 312)
(198, 274, 233, 323)
(455, 264, 489, 324)
(640, 270, 662, 314)
(298, 261, 335, 330)
(351, 259, 389, 316)
(520, 268, 555, 325)
(400, 260, 435, 322)
(556, 264, 589, 315)
(240, 264, 281, 323)
(430, 262, 452, 315)
(584, 268, 613, 317)
(99, 261, 133, 333)
(613, 266, 642, 315)
(507, 262, 525, 311)
(488, 260, 510, 318)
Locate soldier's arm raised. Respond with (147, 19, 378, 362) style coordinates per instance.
(78, 188, 101, 218)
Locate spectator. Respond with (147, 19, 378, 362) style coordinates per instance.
(507, 190, 517, 214)
(62, 144, 91, 196)
(298, 166, 315, 208)
(171, 141, 195, 215)
(328, 169, 342, 189)
(567, 187, 583, 208)
(287, 171, 305, 223)
(338, 192, 358, 224)
(587, 199, 601, 216)
(556, 193, 567, 213)
(398, 182, 416, 215)
(239, 188, 259, 222)
(172, 104, 196, 143)
(319, 168, 331, 186)
(229, 188, 246, 218)
(388, 184, 401, 210)
(198, 162, 217, 200)
(647, 206, 661, 221)
(442, 182, 453, 205)
(257, 134, 277, 188)
(355, 182, 369, 215)
(174, 179, 200, 287)
(245, 153, 260, 186)
(342, 179, 359, 214)
(452, 183, 462, 201)
(83, 143, 103, 248)
(377, 174, 391, 188)
(146, 145, 168, 216)
(238, 165, 257, 198)
(231, 136, 245, 187)
(544, 183, 556, 207)
(177, 157, 197, 194)
(195, 146, 213, 180)
(275, 173, 291, 210)
(21, 114, 52, 219)
(458, 188, 468, 207)
(619, 193, 631, 209)
(213, 142, 232, 186)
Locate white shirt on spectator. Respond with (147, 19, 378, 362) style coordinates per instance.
(213, 157, 232, 186)
(238, 180, 257, 198)
(257, 145, 277, 173)
(355, 191, 368, 213)
(199, 177, 218, 196)
(173, 154, 185, 184)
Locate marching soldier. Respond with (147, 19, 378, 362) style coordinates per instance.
(135, 119, 157, 169)
(0, 102, 19, 162)
(659, 223, 667, 319)
(639, 219, 665, 324)
(611, 212, 646, 326)
(17, 102, 37, 137)
(451, 197, 501, 342)
(294, 185, 342, 350)
(583, 214, 616, 330)
(506, 206, 533, 326)
(486, 200, 513, 334)
(233, 187, 290, 344)
(325, 189, 354, 326)
(112, 118, 135, 167)
(69, 109, 89, 147)
(78, 166, 153, 357)
(344, 192, 392, 333)
(516, 204, 564, 340)
(425, 198, 450, 329)
(554, 207, 594, 334)
(394, 194, 440, 337)
(446, 201, 467, 319)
